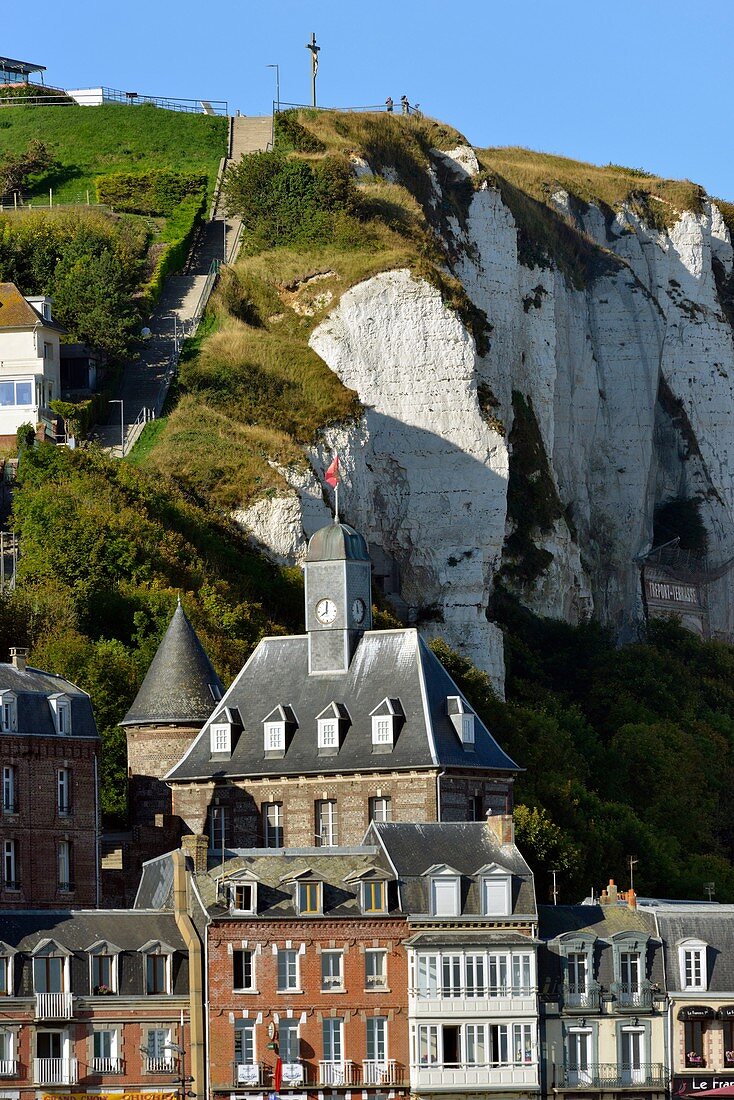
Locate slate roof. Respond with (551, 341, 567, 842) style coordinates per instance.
(166, 628, 519, 781)
(134, 852, 177, 911)
(538, 904, 664, 993)
(305, 522, 370, 562)
(0, 662, 98, 738)
(121, 602, 223, 727)
(655, 909, 734, 994)
(370, 821, 537, 919)
(0, 909, 187, 952)
(0, 283, 63, 331)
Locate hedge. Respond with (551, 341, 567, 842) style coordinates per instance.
(140, 192, 206, 312)
(95, 169, 208, 216)
(50, 392, 110, 440)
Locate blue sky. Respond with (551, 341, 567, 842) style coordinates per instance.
(8, 0, 733, 198)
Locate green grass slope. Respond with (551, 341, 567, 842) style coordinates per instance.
(0, 103, 226, 203)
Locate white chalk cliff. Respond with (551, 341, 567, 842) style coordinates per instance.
(238, 146, 734, 693)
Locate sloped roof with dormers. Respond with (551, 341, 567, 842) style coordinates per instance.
(0, 661, 97, 738)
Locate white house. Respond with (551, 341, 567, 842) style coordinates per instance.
(0, 283, 63, 441)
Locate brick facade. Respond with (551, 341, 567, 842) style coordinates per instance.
(0, 733, 98, 908)
(207, 916, 410, 1094)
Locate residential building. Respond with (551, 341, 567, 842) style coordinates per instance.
(539, 882, 667, 1100)
(0, 906, 198, 1100)
(370, 815, 541, 1100)
(164, 520, 520, 849)
(0, 283, 63, 443)
(654, 905, 734, 1097)
(0, 647, 100, 909)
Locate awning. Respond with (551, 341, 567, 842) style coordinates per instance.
(678, 1004, 717, 1020)
(720, 1006, 734, 1020)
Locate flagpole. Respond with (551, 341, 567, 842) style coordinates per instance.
(334, 480, 340, 523)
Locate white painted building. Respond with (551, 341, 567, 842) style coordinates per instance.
(0, 283, 63, 441)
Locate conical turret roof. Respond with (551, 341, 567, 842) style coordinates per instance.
(120, 602, 223, 727)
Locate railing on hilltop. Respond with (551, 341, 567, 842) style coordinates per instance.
(275, 100, 424, 117)
(0, 88, 228, 114)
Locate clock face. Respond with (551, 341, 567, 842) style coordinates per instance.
(315, 597, 338, 625)
(352, 598, 366, 624)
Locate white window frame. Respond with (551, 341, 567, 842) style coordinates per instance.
(49, 695, 71, 736)
(567, 951, 589, 993)
(318, 718, 339, 749)
(210, 724, 231, 755)
(209, 805, 227, 851)
(264, 721, 285, 752)
(316, 800, 338, 846)
(2, 839, 17, 887)
(322, 1017, 343, 1063)
(233, 948, 256, 992)
(369, 795, 392, 823)
(277, 948, 299, 992)
(263, 802, 283, 848)
(2, 765, 16, 814)
(279, 1018, 299, 1063)
(0, 953, 14, 995)
(146, 1027, 173, 1070)
(371, 715, 394, 747)
(232, 881, 257, 914)
(89, 951, 118, 995)
(365, 949, 387, 990)
(0, 692, 17, 733)
(235, 1019, 256, 1066)
(430, 876, 460, 917)
(461, 714, 475, 745)
(58, 840, 72, 891)
(321, 949, 344, 990)
(482, 873, 511, 916)
(0, 1025, 15, 1066)
(679, 939, 707, 991)
(92, 1026, 119, 1067)
(366, 1016, 387, 1062)
(144, 950, 172, 995)
(57, 768, 71, 816)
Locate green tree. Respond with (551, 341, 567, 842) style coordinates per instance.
(52, 249, 138, 357)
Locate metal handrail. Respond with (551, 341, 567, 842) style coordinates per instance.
(561, 1063, 667, 1088)
(0, 89, 227, 114)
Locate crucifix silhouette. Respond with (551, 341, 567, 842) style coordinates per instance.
(305, 32, 320, 106)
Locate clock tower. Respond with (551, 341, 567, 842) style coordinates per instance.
(304, 520, 372, 674)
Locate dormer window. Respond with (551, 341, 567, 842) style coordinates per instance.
(369, 698, 404, 751)
(139, 941, 174, 995)
(679, 939, 708, 991)
(447, 697, 475, 749)
(263, 706, 296, 756)
(0, 943, 16, 995)
(362, 880, 387, 914)
(0, 692, 17, 733)
(210, 724, 231, 755)
(316, 702, 349, 754)
(87, 940, 120, 995)
(298, 880, 323, 915)
(425, 865, 461, 917)
(232, 880, 257, 914)
(265, 722, 284, 751)
(49, 694, 71, 735)
(477, 864, 512, 916)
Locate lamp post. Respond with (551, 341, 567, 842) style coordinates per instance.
(267, 64, 280, 114)
(164, 1037, 196, 1100)
(109, 398, 124, 454)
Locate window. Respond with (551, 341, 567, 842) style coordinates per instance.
(279, 1019, 299, 1062)
(145, 953, 170, 995)
(146, 1028, 173, 1071)
(685, 1020, 707, 1067)
(33, 953, 65, 994)
(366, 1017, 387, 1063)
(417, 1024, 439, 1066)
(57, 769, 71, 816)
(417, 955, 439, 997)
(461, 715, 475, 745)
(371, 716, 393, 747)
(369, 796, 392, 823)
(0, 694, 16, 733)
(468, 794, 484, 821)
(233, 949, 255, 992)
(37, 1031, 62, 1061)
(681, 941, 707, 990)
(465, 1024, 486, 1066)
(315, 800, 338, 846)
(263, 802, 283, 848)
(264, 723, 284, 752)
(512, 1023, 533, 1065)
(482, 874, 510, 916)
(0, 381, 33, 407)
(323, 1018, 343, 1063)
(58, 841, 72, 891)
(489, 953, 508, 995)
(466, 955, 486, 997)
(321, 950, 344, 990)
(0, 1027, 14, 1069)
(93, 1028, 119, 1071)
(49, 696, 71, 735)
(489, 1024, 510, 1066)
(318, 720, 338, 749)
(362, 880, 387, 913)
(568, 1029, 592, 1084)
(512, 953, 533, 994)
(210, 725, 231, 754)
(208, 805, 227, 851)
(3, 840, 17, 888)
(233, 882, 256, 913)
(298, 881, 322, 914)
(91, 954, 115, 994)
(235, 1020, 255, 1066)
(723, 1020, 734, 1067)
(621, 1027, 645, 1082)
(441, 955, 462, 997)
(365, 949, 387, 989)
(567, 952, 588, 993)
(2, 766, 16, 814)
(430, 876, 460, 916)
(0, 954, 11, 995)
(277, 948, 298, 991)
(620, 951, 640, 992)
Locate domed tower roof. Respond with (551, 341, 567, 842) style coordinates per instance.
(120, 602, 223, 727)
(305, 521, 370, 563)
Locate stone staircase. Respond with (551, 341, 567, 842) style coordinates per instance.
(213, 115, 273, 259)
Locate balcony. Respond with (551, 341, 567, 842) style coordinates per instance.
(319, 1061, 358, 1086)
(92, 1057, 125, 1075)
(0, 1059, 18, 1077)
(363, 1060, 403, 1086)
(559, 1063, 668, 1089)
(34, 1058, 78, 1085)
(146, 1057, 176, 1074)
(35, 992, 74, 1019)
(562, 985, 601, 1013)
(235, 1063, 262, 1086)
(413, 1063, 538, 1089)
(613, 982, 654, 1012)
(411, 986, 537, 1016)
(281, 1063, 306, 1087)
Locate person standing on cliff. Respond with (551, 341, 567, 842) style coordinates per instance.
(401, 94, 409, 115)
(385, 96, 394, 113)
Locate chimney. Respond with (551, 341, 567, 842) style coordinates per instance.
(600, 878, 618, 906)
(626, 887, 638, 909)
(485, 809, 514, 846)
(9, 647, 28, 671)
(181, 833, 209, 875)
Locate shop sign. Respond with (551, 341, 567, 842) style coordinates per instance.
(43, 1094, 177, 1100)
(679, 1005, 717, 1020)
(673, 1076, 734, 1096)
(720, 1007, 734, 1020)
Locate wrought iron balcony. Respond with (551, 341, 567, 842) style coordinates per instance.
(612, 981, 654, 1011)
(560, 1062, 668, 1088)
(562, 984, 601, 1013)
(35, 991, 74, 1019)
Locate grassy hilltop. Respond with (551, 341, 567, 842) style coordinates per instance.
(3, 105, 734, 903)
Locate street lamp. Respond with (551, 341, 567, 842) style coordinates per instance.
(164, 1041, 196, 1100)
(109, 398, 124, 454)
(266, 64, 280, 114)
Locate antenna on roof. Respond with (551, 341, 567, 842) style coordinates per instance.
(704, 881, 715, 902)
(550, 869, 559, 906)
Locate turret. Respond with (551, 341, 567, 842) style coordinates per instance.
(304, 521, 372, 674)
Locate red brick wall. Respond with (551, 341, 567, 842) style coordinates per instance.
(208, 917, 410, 1092)
(0, 735, 98, 908)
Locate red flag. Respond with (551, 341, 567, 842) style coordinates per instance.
(325, 455, 339, 489)
(274, 1057, 283, 1091)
